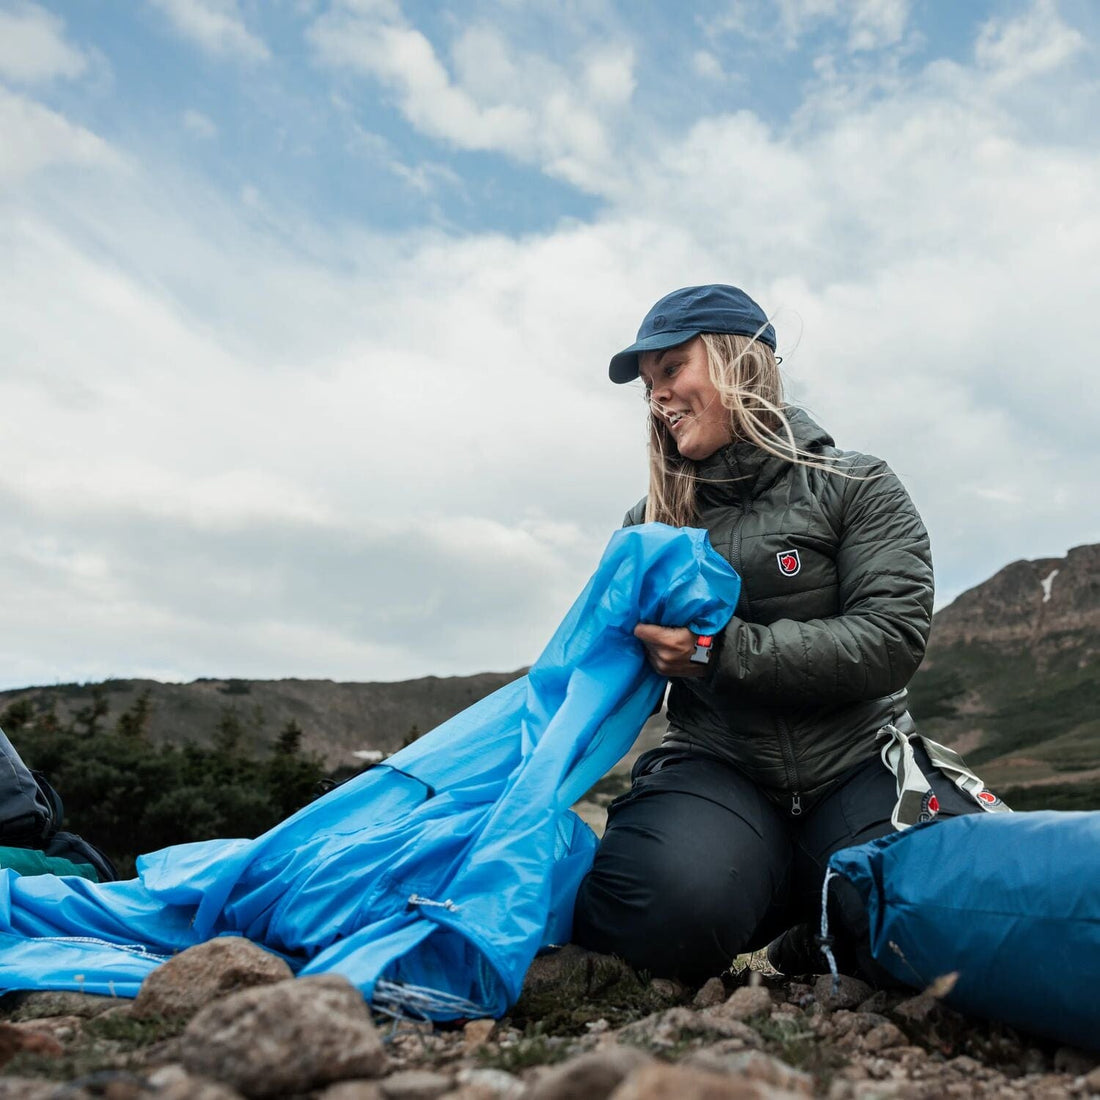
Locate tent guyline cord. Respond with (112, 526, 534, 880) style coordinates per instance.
(819, 868, 840, 995)
(373, 978, 490, 1024)
(34, 935, 171, 962)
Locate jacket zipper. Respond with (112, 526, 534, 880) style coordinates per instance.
(777, 717, 803, 815)
(728, 474, 801, 815)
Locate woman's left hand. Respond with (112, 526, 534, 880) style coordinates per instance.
(633, 623, 709, 679)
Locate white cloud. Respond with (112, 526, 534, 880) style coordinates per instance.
(149, 0, 270, 63)
(0, 2, 87, 83)
(975, 0, 1085, 85)
(2, 0, 1099, 688)
(692, 50, 723, 80)
(307, 4, 632, 192)
(718, 0, 914, 53)
(182, 107, 218, 139)
(0, 86, 119, 182)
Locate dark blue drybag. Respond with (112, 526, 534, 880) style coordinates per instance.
(829, 810, 1100, 1051)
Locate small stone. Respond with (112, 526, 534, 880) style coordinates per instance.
(10, 1014, 84, 1043)
(617, 1006, 760, 1049)
(608, 1061, 805, 1099)
(453, 1067, 525, 1098)
(179, 974, 387, 1097)
(380, 1070, 454, 1100)
(462, 1019, 496, 1051)
(693, 978, 727, 1009)
(716, 986, 773, 1021)
(682, 1049, 813, 1095)
(889, 993, 939, 1023)
(861, 1023, 907, 1053)
(527, 1047, 652, 1100)
(133, 937, 294, 1020)
(814, 974, 873, 1011)
(0, 1020, 64, 1069)
(321, 1084, 384, 1100)
(649, 978, 688, 1001)
(0, 1079, 59, 1100)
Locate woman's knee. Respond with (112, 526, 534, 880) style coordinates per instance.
(571, 791, 789, 981)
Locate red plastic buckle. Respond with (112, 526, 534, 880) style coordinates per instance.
(690, 634, 713, 665)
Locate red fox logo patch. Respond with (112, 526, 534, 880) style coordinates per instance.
(777, 549, 801, 577)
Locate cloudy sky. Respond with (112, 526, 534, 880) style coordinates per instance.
(2, 0, 1098, 690)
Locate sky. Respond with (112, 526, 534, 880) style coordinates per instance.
(1, 0, 1098, 690)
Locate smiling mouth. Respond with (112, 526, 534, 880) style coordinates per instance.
(666, 411, 688, 429)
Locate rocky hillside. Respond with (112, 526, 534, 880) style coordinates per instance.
(0, 671, 525, 770)
(907, 543, 1100, 801)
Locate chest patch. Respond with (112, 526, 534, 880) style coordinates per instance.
(776, 548, 801, 577)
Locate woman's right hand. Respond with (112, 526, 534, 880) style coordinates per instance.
(633, 623, 708, 679)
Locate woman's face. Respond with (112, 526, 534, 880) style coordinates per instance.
(638, 337, 732, 462)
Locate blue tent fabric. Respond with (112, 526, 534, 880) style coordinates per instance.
(828, 810, 1100, 1051)
(0, 524, 740, 1019)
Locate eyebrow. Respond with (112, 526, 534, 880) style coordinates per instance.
(638, 347, 679, 384)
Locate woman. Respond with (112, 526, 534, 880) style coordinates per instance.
(572, 284, 996, 984)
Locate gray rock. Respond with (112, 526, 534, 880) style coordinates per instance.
(682, 1050, 813, 1095)
(320, 1084, 384, 1100)
(526, 1046, 652, 1100)
(888, 993, 941, 1023)
(813, 974, 873, 1011)
(461, 1019, 496, 1051)
(0, 1079, 60, 1100)
(7, 991, 121, 1022)
(453, 1067, 525, 1098)
(133, 937, 294, 1020)
(715, 986, 774, 1021)
(179, 974, 387, 1098)
(860, 1023, 907, 1053)
(154, 1074, 246, 1099)
(692, 978, 727, 1009)
(607, 1061, 806, 1099)
(617, 1006, 761, 1050)
(380, 1070, 454, 1100)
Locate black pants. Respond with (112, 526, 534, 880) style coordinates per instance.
(572, 746, 978, 983)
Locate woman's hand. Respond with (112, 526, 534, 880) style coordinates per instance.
(633, 623, 709, 679)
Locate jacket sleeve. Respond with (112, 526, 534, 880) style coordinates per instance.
(622, 498, 647, 527)
(711, 461, 934, 704)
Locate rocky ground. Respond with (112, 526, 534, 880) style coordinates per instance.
(1, 939, 1097, 1100)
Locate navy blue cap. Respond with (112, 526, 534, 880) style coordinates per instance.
(609, 284, 776, 383)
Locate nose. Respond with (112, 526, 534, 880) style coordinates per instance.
(649, 377, 673, 403)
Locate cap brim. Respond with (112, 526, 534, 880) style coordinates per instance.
(608, 329, 699, 383)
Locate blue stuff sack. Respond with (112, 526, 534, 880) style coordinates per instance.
(0, 524, 739, 1019)
(828, 810, 1100, 1051)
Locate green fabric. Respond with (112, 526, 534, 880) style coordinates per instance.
(626, 407, 934, 800)
(0, 845, 99, 880)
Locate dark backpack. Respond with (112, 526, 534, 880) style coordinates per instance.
(1, 726, 117, 882)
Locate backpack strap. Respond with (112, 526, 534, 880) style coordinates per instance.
(877, 721, 1011, 830)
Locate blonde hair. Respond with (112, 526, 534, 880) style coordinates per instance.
(644, 333, 847, 526)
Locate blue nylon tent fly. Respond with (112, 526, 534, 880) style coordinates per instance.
(0, 524, 741, 1019)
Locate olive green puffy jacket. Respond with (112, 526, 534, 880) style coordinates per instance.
(625, 408, 933, 810)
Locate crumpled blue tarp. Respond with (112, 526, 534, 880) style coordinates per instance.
(828, 810, 1100, 1051)
(0, 523, 740, 1019)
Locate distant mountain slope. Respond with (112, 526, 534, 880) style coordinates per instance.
(907, 543, 1100, 793)
(0, 671, 525, 769)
